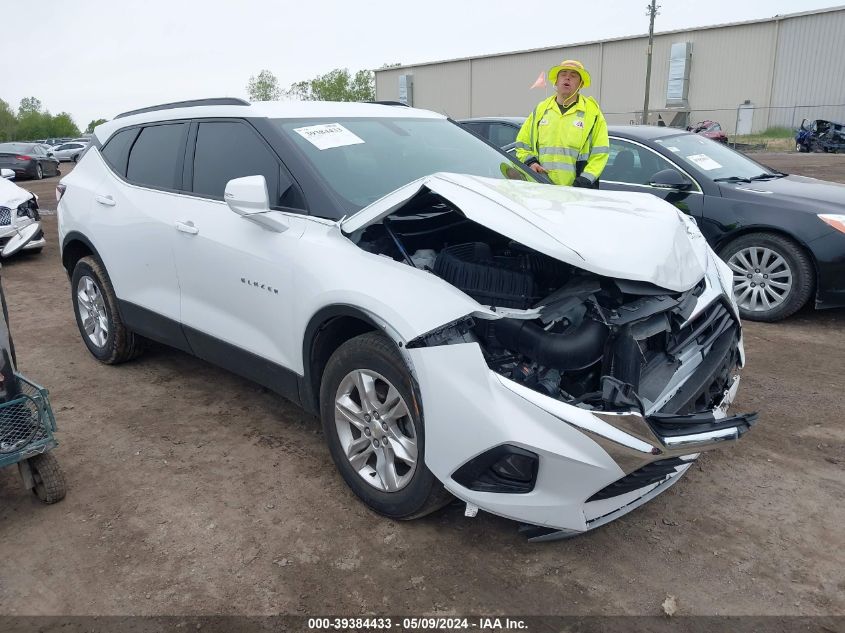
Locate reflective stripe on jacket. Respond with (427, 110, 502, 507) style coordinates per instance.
(515, 94, 610, 186)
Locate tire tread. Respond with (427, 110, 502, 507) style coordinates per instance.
(73, 256, 144, 363)
(29, 453, 67, 504)
(319, 332, 451, 520)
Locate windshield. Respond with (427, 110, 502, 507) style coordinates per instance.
(655, 134, 777, 181)
(273, 117, 537, 211)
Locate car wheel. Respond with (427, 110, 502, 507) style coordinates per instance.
(320, 332, 451, 519)
(721, 233, 814, 322)
(71, 256, 144, 364)
(34, 163, 43, 180)
(72, 154, 79, 163)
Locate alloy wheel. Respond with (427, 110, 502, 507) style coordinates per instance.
(334, 369, 418, 492)
(76, 275, 110, 347)
(727, 246, 793, 313)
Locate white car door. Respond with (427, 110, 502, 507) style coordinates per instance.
(92, 123, 188, 328)
(172, 120, 306, 382)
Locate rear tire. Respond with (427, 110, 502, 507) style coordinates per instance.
(34, 163, 43, 180)
(720, 232, 814, 322)
(71, 256, 144, 364)
(320, 332, 451, 520)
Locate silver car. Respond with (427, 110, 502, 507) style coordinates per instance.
(50, 141, 89, 163)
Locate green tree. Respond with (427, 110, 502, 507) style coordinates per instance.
(18, 97, 43, 116)
(51, 112, 81, 137)
(16, 111, 50, 140)
(0, 99, 16, 142)
(247, 70, 281, 101)
(86, 118, 108, 133)
(287, 68, 375, 102)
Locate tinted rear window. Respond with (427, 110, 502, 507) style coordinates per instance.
(192, 121, 280, 201)
(0, 143, 36, 153)
(126, 123, 187, 189)
(101, 128, 139, 176)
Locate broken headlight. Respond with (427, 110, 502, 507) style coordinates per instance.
(16, 199, 39, 221)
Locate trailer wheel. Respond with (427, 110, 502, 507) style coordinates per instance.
(29, 453, 67, 504)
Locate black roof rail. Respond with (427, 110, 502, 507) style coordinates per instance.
(115, 97, 251, 119)
(367, 100, 410, 107)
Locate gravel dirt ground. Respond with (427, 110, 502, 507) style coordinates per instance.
(0, 154, 843, 617)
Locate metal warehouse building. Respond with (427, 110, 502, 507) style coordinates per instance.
(375, 6, 845, 134)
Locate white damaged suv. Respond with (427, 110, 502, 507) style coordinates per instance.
(57, 98, 756, 540)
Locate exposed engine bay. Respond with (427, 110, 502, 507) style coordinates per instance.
(354, 190, 741, 418)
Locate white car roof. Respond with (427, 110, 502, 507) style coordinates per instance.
(94, 100, 444, 143)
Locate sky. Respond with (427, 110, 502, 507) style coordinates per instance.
(2, 0, 842, 129)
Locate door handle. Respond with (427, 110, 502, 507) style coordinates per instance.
(175, 220, 199, 235)
(95, 194, 116, 206)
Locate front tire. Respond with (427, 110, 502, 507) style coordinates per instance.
(720, 232, 814, 322)
(71, 256, 143, 363)
(320, 332, 451, 520)
(72, 154, 79, 163)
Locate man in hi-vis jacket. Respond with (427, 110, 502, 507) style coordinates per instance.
(515, 60, 609, 188)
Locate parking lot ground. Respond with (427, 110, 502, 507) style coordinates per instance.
(0, 155, 843, 616)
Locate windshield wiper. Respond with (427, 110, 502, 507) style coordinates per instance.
(749, 172, 786, 180)
(713, 176, 751, 183)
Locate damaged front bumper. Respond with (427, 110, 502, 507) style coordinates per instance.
(0, 220, 44, 257)
(406, 325, 755, 540)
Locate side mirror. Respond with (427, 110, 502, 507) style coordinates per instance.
(224, 175, 288, 233)
(1, 168, 14, 180)
(649, 169, 692, 191)
(47, 152, 54, 157)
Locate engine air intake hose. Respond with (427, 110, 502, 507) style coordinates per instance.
(495, 317, 608, 371)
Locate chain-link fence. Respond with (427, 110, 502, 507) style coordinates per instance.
(602, 104, 845, 151)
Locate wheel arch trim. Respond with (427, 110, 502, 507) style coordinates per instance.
(300, 304, 404, 415)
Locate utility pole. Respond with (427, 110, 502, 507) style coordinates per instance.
(642, 0, 660, 124)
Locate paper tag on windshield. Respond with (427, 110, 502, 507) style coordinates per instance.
(293, 123, 365, 150)
(686, 153, 722, 170)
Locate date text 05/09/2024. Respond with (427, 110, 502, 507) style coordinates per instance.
(307, 617, 528, 630)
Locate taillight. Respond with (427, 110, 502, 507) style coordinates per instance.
(15, 155, 32, 161)
(56, 183, 67, 203)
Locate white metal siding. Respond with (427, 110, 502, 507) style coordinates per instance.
(375, 69, 403, 102)
(469, 45, 602, 118)
(375, 8, 845, 133)
(769, 10, 845, 128)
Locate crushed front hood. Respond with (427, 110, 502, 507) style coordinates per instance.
(342, 173, 708, 292)
(0, 176, 34, 209)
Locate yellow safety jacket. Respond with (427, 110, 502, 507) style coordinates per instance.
(515, 94, 610, 186)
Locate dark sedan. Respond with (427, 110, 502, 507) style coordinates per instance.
(601, 126, 844, 321)
(0, 143, 61, 180)
(461, 118, 845, 321)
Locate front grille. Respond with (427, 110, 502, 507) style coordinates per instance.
(668, 299, 734, 358)
(587, 457, 687, 502)
(610, 298, 739, 407)
(0, 208, 10, 226)
(661, 323, 739, 416)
